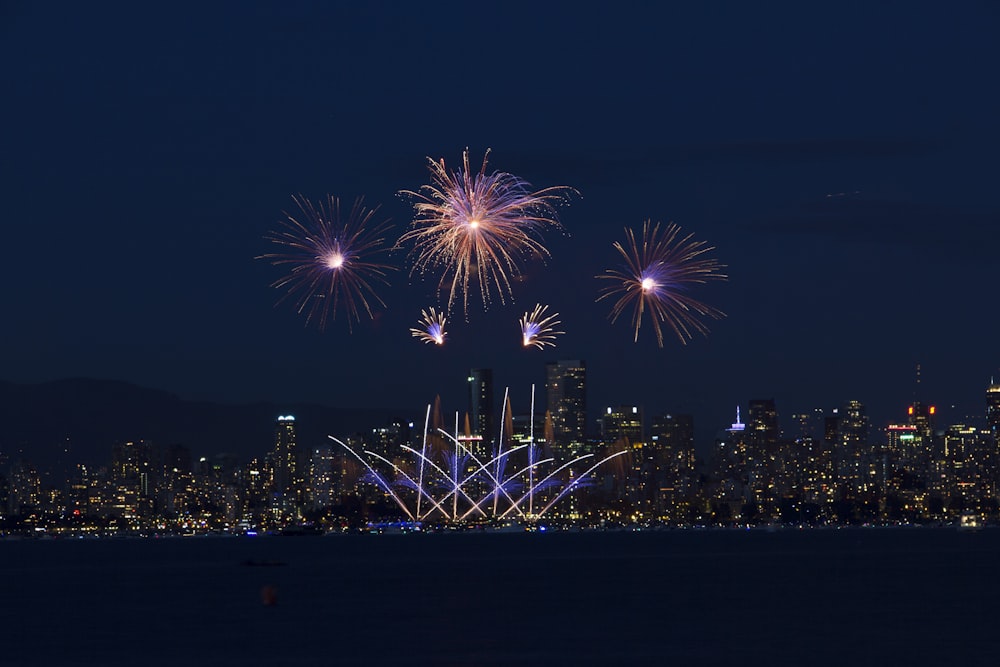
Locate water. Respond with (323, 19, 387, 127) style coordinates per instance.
(1, 528, 998, 666)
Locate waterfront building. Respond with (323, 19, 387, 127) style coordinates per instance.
(467, 369, 494, 455)
(270, 415, 303, 520)
(309, 442, 337, 510)
(986, 381, 1000, 439)
(649, 412, 695, 520)
(545, 360, 587, 455)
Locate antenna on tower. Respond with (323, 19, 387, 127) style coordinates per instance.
(915, 363, 921, 401)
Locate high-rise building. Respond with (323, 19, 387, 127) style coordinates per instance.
(747, 399, 779, 447)
(986, 381, 1000, 439)
(271, 415, 302, 518)
(789, 409, 824, 443)
(161, 444, 193, 518)
(649, 413, 696, 518)
(467, 369, 494, 445)
(834, 400, 870, 499)
(309, 442, 337, 510)
(886, 424, 919, 466)
(908, 402, 936, 441)
(6, 459, 40, 517)
(599, 405, 643, 444)
(545, 359, 587, 453)
(110, 440, 155, 520)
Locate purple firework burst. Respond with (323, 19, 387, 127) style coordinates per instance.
(597, 220, 726, 346)
(259, 195, 395, 331)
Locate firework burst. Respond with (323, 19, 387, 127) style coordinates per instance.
(411, 307, 447, 345)
(597, 221, 726, 346)
(259, 195, 395, 331)
(520, 304, 563, 349)
(398, 148, 575, 315)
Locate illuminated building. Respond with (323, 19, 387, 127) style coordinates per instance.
(709, 407, 750, 521)
(599, 405, 643, 444)
(271, 415, 303, 519)
(545, 359, 587, 454)
(7, 459, 40, 517)
(467, 368, 494, 450)
(986, 381, 1000, 439)
(600, 405, 646, 511)
(908, 402, 935, 440)
(832, 400, 871, 501)
(161, 444, 194, 519)
(309, 442, 337, 510)
(369, 419, 412, 458)
(110, 440, 155, 521)
(790, 409, 824, 443)
(886, 424, 919, 466)
(649, 413, 695, 518)
(242, 456, 270, 526)
(747, 399, 779, 447)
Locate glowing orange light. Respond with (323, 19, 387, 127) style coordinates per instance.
(929, 406, 936, 415)
(908, 406, 914, 415)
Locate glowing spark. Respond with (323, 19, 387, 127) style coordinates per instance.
(410, 307, 447, 345)
(519, 304, 563, 349)
(258, 195, 395, 332)
(398, 148, 576, 315)
(597, 220, 727, 346)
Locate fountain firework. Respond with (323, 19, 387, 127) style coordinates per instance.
(330, 387, 627, 524)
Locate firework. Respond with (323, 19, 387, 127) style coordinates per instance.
(519, 304, 563, 349)
(329, 386, 628, 523)
(259, 195, 395, 331)
(596, 220, 726, 346)
(398, 148, 575, 315)
(411, 307, 447, 345)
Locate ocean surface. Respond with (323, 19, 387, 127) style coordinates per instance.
(1, 528, 998, 666)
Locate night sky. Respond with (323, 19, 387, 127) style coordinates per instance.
(3, 2, 998, 442)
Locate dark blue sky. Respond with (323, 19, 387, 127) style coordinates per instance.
(2, 2, 998, 441)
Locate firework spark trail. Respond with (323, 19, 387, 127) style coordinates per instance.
(259, 195, 395, 331)
(398, 148, 575, 315)
(327, 388, 626, 522)
(520, 303, 563, 349)
(596, 220, 727, 347)
(410, 307, 447, 345)
(329, 436, 414, 520)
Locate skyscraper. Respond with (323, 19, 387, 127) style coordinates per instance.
(649, 412, 696, 518)
(747, 399, 779, 447)
(834, 399, 870, 499)
(271, 415, 302, 518)
(468, 368, 494, 445)
(309, 442, 337, 510)
(545, 360, 587, 454)
(986, 380, 1000, 439)
(599, 405, 643, 444)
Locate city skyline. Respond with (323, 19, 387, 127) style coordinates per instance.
(2, 3, 998, 440)
(5, 374, 1000, 533)
(3, 369, 999, 472)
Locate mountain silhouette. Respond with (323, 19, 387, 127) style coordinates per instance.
(0, 378, 416, 475)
